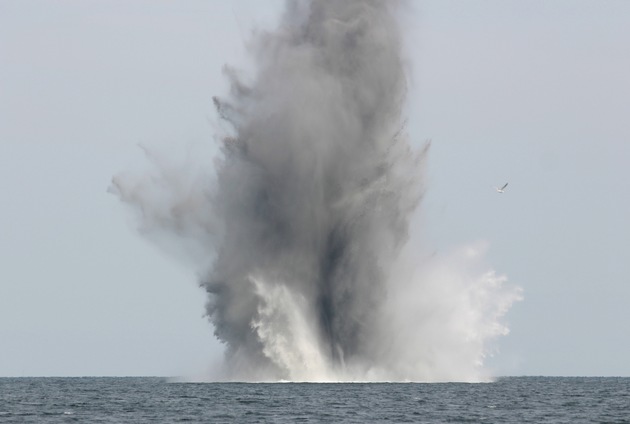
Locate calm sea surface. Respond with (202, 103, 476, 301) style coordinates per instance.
(0, 377, 628, 423)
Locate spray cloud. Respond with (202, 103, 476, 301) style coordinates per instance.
(111, 0, 521, 381)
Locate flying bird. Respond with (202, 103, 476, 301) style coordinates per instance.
(495, 183, 508, 193)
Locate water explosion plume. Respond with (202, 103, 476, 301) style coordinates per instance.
(111, 0, 521, 381)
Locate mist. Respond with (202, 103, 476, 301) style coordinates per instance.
(111, 0, 521, 382)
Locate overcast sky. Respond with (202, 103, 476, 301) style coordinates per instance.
(1, 0, 629, 378)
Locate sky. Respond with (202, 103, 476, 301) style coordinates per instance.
(1, 0, 629, 377)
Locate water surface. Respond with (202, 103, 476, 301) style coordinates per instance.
(1, 377, 628, 423)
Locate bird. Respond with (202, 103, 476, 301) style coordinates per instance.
(495, 182, 508, 193)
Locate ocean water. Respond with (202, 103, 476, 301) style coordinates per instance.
(0, 377, 628, 423)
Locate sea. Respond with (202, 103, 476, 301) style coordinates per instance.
(0, 377, 628, 423)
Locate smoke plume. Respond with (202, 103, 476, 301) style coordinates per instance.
(111, 0, 521, 381)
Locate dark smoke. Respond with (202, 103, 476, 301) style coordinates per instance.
(209, 0, 423, 377)
(111, 0, 520, 381)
